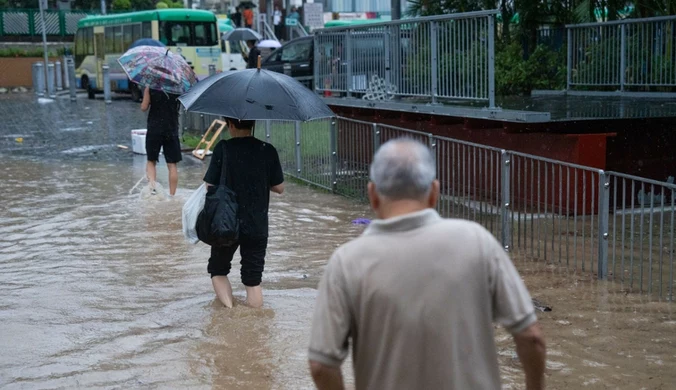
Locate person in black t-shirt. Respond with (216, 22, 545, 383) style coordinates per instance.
(203, 117, 285, 308)
(141, 86, 182, 196)
(245, 40, 261, 69)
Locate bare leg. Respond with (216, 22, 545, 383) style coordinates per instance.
(212, 276, 234, 308)
(167, 163, 178, 196)
(146, 161, 157, 188)
(244, 285, 263, 308)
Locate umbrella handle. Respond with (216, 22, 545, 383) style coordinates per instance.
(257, 55, 261, 70)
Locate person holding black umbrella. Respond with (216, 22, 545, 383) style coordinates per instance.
(202, 118, 285, 308)
(245, 40, 261, 69)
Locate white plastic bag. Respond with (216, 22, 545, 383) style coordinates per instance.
(182, 183, 207, 244)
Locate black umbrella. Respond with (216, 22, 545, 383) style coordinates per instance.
(239, 1, 256, 8)
(178, 69, 334, 122)
(222, 28, 262, 42)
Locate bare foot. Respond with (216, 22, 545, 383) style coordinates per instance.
(244, 285, 263, 308)
(212, 276, 234, 308)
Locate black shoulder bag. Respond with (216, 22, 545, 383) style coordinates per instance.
(196, 143, 240, 247)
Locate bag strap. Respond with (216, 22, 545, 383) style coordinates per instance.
(219, 142, 228, 186)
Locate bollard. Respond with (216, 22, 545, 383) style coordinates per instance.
(32, 63, 40, 95)
(208, 64, 216, 77)
(67, 57, 77, 102)
(55, 61, 63, 91)
(35, 62, 45, 97)
(102, 64, 111, 104)
(47, 62, 56, 98)
(62, 56, 70, 89)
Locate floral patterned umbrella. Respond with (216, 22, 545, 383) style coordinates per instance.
(117, 46, 196, 95)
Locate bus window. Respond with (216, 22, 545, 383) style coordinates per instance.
(105, 27, 114, 53)
(113, 26, 123, 53)
(194, 22, 218, 46)
(85, 27, 94, 55)
(142, 22, 152, 38)
(75, 29, 85, 66)
(132, 24, 142, 42)
(123, 26, 133, 50)
(161, 22, 191, 46)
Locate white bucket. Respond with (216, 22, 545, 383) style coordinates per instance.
(131, 129, 147, 155)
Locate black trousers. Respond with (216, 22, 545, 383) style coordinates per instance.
(207, 236, 267, 286)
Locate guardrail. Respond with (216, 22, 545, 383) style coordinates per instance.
(314, 10, 498, 107)
(567, 15, 676, 94)
(181, 112, 675, 301)
(0, 9, 90, 39)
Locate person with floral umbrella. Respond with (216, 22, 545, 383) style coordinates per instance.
(119, 46, 196, 197)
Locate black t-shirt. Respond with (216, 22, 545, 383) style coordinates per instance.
(247, 47, 261, 69)
(147, 90, 180, 137)
(203, 137, 284, 238)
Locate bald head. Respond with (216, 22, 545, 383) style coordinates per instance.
(369, 138, 436, 201)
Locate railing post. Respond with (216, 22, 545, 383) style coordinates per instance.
(32, 62, 40, 95)
(35, 61, 45, 97)
(384, 27, 391, 94)
(313, 34, 320, 95)
(200, 114, 205, 132)
(55, 61, 63, 91)
(566, 28, 572, 91)
(330, 118, 338, 193)
(372, 123, 380, 156)
(500, 151, 511, 251)
(428, 134, 437, 174)
(62, 55, 70, 89)
(487, 16, 496, 109)
(102, 64, 111, 104)
(295, 121, 302, 176)
(345, 29, 353, 98)
(47, 62, 56, 98)
(67, 56, 76, 102)
(598, 171, 610, 280)
(430, 21, 439, 104)
(620, 24, 626, 92)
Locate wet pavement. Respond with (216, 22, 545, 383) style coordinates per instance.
(1, 94, 675, 389)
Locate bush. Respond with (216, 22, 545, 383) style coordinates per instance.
(495, 42, 566, 95)
(156, 1, 168, 9)
(0, 47, 64, 58)
(111, 0, 131, 10)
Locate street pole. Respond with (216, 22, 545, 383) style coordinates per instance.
(38, 0, 49, 82)
(391, 0, 401, 20)
(101, 0, 106, 15)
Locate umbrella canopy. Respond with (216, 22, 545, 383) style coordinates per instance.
(178, 69, 334, 122)
(222, 28, 262, 42)
(129, 38, 166, 49)
(257, 39, 281, 49)
(239, 1, 256, 8)
(118, 46, 196, 95)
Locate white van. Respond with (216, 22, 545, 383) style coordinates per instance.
(221, 38, 248, 71)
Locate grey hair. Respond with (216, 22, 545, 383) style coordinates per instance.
(369, 138, 436, 200)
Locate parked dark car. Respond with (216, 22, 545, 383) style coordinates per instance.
(260, 36, 314, 90)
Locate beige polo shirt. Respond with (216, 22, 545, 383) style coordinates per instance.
(309, 209, 536, 390)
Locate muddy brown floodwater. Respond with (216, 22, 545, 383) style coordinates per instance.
(1, 154, 675, 389)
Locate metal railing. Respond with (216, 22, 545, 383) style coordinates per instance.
(567, 15, 676, 94)
(257, 13, 279, 42)
(0, 9, 90, 39)
(314, 10, 498, 107)
(182, 112, 675, 301)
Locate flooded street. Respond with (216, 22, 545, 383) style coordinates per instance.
(1, 95, 675, 389)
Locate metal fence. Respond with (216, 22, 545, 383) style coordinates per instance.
(314, 10, 498, 107)
(0, 9, 90, 39)
(567, 15, 676, 93)
(182, 112, 675, 301)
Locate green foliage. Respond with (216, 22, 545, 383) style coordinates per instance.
(111, 0, 131, 10)
(156, 1, 168, 8)
(131, 0, 155, 10)
(0, 47, 64, 58)
(168, 1, 184, 8)
(495, 42, 566, 95)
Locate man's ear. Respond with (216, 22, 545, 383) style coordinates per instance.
(428, 180, 440, 209)
(367, 182, 379, 211)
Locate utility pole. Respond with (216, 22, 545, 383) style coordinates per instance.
(391, 0, 401, 20)
(38, 0, 49, 76)
(101, 0, 106, 14)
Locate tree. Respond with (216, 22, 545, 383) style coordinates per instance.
(112, 0, 131, 10)
(156, 1, 168, 8)
(131, 0, 156, 10)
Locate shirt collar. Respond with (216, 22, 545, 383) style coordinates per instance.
(363, 209, 442, 235)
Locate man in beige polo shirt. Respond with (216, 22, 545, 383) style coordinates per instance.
(308, 138, 546, 390)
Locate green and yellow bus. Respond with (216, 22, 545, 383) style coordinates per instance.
(74, 9, 222, 100)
